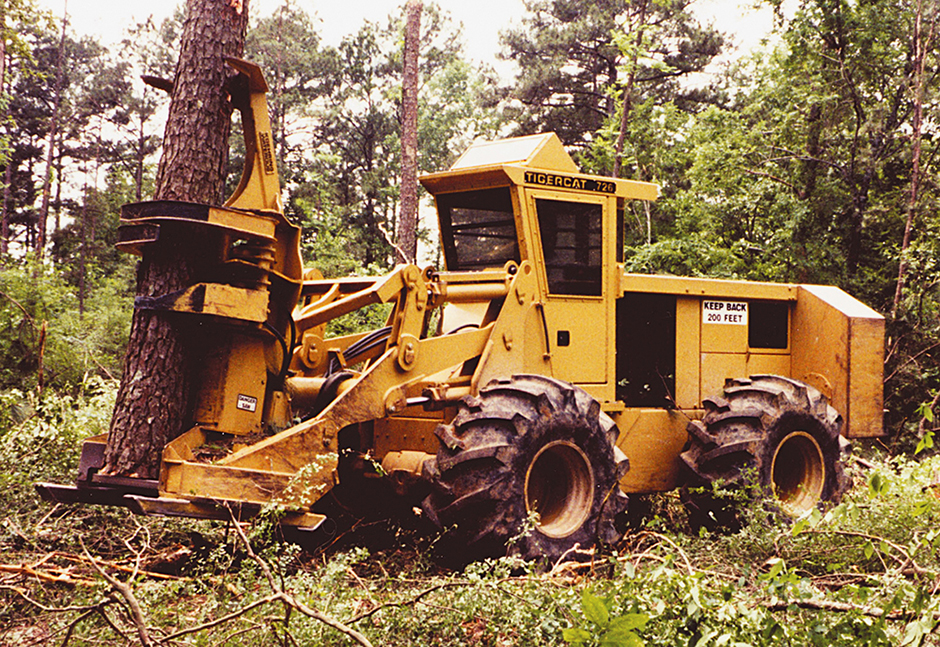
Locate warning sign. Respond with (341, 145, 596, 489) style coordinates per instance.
(702, 300, 748, 325)
(236, 394, 258, 413)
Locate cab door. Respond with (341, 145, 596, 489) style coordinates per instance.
(527, 190, 610, 385)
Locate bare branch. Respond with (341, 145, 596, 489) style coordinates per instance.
(226, 508, 374, 647)
(764, 597, 903, 618)
(348, 581, 466, 624)
(160, 595, 281, 642)
(79, 537, 154, 647)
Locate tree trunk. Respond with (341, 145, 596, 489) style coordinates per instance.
(396, 0, 421, 263)
(892, 0, 936, 317)
(103, 0, 249, 478)
(0, 5, 6, 94)
(612, 0, 648, 179)
(1, 162, 11, 256)
(37, 8, 68, 260)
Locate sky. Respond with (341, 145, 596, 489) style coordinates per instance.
(37, 0, 778, 76)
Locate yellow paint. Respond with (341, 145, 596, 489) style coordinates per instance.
(612, 409, 692, 493)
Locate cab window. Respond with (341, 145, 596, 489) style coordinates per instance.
(437, 188, 519, 270)
(535, 198, 602, 296)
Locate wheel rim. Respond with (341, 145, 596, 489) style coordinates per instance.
(771, 431, 825, 516)
(524, 441, 595, 538)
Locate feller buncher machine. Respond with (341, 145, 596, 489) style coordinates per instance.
(38, 60, 885, 563)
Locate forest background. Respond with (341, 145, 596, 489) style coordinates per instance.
(4, 0, 940, 644)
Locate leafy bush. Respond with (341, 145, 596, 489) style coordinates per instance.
(0, 259, 132, 391)
(0, 377, 116, 514)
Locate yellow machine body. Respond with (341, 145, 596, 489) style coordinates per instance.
(38, 62, 884, 531)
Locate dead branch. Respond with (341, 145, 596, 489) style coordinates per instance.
(0, 585, 127, 646)
(23, 550, 180, 581)
(210, 621, 266, 647)
(623, 531, 695, 576)
(79, 537, 153, 647)
(799, 529, 934, 577)
(227, 509, 374, 647)
(60, 601, 112, 647)
(884, 340, 940, 383)
(0, 563, 97, 587)
(764, 597, 904, 619)
(348, 581, 466, 624)
(0, 584, 100, 613)
(93, 599, 131, 643)
(160, 595, 281, 643)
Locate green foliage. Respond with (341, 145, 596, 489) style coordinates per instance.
(564, 588, 648, 646)
(3, 444, 940, 645)
(0, 376, 114, 516)
(501, 0, 723, 152)
(0, 259, 131, 390)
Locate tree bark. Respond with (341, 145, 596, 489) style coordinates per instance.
(396, 0, 421, 263)
(1, 162, 11, 256)
(104, 0, 249, 478)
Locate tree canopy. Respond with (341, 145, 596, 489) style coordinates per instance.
(0, 0, 939, 447)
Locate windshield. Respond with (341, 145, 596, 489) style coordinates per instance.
(437, 187, 519, 271)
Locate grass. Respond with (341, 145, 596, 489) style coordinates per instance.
(3, 386, 940, 646)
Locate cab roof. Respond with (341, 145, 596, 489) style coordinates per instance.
(420, 133, 659, 201)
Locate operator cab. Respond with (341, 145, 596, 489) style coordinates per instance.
(423, 133, 658, 278)
(421, 134, 659, 390)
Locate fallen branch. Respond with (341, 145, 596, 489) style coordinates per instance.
(0, 563, 97, 587)
(799, 529, 934, 577)
(0, 585, 101, 613)
(60, 601, 115, 647)
(80, 537, 153, 647)
(348, 581, 466, 624)
(0, 585, 128, 645)
(764, 597, 904, 619)
(161, 595, 282, 643)
(227, 508, 374, 647)
(623, 531, 695, 576)
(38, 550, 179, 580)
(210, 621, 266, 647)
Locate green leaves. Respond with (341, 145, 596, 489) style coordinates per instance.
(915, 401, 936, 455)
(868, 471, 889, 497)
(582, 590, 610, 626)
(563, 589, 647, 647)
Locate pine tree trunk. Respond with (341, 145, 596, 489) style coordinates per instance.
(396, 0, 421, 263)
(1, 162, 11, 256)
(37, 11, 68, 260)
(103, 0, 250, 478)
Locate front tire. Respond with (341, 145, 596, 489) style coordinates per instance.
(422, 375, 629, 564)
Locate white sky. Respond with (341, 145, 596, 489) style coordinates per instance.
(38, 0, 777, 75)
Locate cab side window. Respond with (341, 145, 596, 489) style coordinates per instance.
(535, 198, 602, 296)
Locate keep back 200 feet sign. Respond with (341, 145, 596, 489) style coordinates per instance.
(702, 300, 748, 325)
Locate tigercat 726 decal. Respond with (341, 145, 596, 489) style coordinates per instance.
(524, 171, 616, 194)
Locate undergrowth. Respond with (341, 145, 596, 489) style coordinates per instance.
(3, 390, 940, 645)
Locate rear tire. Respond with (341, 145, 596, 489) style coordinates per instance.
(680, 375, 849, 531)
(422, 375, 629, 564)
